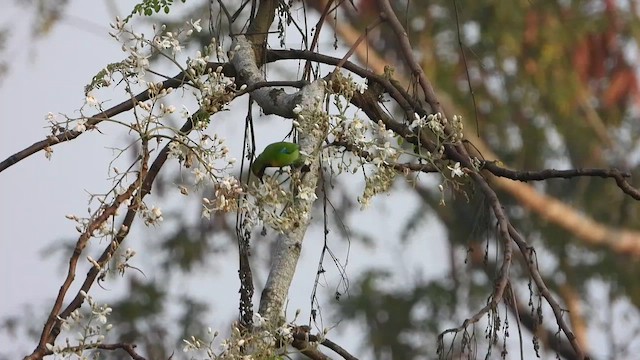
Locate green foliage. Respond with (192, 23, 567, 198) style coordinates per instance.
(338, 271, 457, 359)
(125, 0, 188, 23)
(111, 279, 166, 325)
(160, 226, 211, 272)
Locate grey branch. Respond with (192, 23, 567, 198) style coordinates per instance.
(231, 35, 327, 323)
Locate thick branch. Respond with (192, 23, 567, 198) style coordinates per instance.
(292, 327, 360, 360)
(232, 37, 304, 118)
(245, 0, 278, 64)
(256, 78, 326, 321)
(230, 36, 327, 322)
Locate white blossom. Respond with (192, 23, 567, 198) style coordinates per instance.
(45, 112, 55, 123)
(252, 313, 266, 327)
(447, 162, 464, 177)
(44, 146, 53, 160)
(193, 168, 206, 184)
(356, 80, 368, 93)
(75, 120, 87, 133)
(189, 19, 203, 32)
(410, 113, 427, 130)
(86, 94, 98, 107)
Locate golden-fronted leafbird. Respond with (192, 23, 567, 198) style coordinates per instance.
(251, 141, 305, 178)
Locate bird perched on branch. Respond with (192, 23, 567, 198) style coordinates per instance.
(251, 141, 305, 179)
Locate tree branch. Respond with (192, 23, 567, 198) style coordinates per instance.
(304, 2, 640, 258)
(229, 35, 328, 323)
(0, 63, 230, 174)
(25, 115, 200, 360)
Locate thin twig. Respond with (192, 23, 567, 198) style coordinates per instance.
(508, 224, 587, 359)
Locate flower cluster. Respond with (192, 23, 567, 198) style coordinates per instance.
(141, 204, 164, 226)
(358, 164, 397, 209)
(326, 72, 367, 101)
(325, 103, 402, 206)
(46, 291, 113, 356)
(202, 176, 244, 216)
(108, 18, 202, 81)
(249, 174, 306, 234)
(65, 211, 118, 240)
(410, 112, 464, 146)
(116, 247, 138, 276)
(168, 132, 237, 193)
(181, 313, 315, 359)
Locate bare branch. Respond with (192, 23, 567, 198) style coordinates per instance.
(292, 326, 359, 360)
(509, 224, 587, 359)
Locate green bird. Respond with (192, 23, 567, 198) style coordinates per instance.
(251, 141, 305, 178)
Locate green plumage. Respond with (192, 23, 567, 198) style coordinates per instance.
(251, 142, 304, 178)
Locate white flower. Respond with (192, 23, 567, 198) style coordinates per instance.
(158, 32, 182, 54)
(447, 162, 464, 177)
(129, 51, 150, 76)
(180, 105, 191, 118)
(426, 113, 444, 134)
(410, 113, 426, 130)
(193, 168, 206, 184)
(44, 146, 53, 160)
(86, 94, 98, 107)
(298, 186, 318, 201)
(356, 80, 368, 93)
(168, 141, 183, 158)
(145, 206, 164, 225)
(252, 313, 266, 327)
(378, 142, 396, 160)
(190, 19, 203, 32)
(292, 104, 303, 114)
(161, 104, 176, 114)
(151, 206, 162, 219)
(92, 305, 112, 324)
(277, 326, 291, 337)
(75, 120, 87, 133)
(189, 50, 208, 69)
